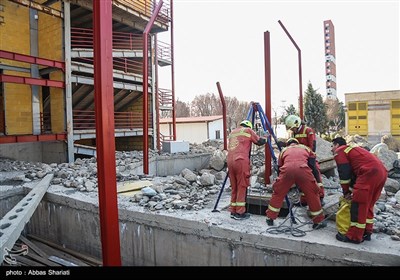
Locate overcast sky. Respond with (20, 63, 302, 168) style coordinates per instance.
(158, 0, 400, 112)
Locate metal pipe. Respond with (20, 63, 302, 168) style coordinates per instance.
(171, 0, 177, 140)
(155, 34, 161, 153)
(143, 0, 164, 174)
(216, 82, 227, 151)
(278, 20, 303, 119)
(93, 0, 121, 265)
(264, 31, 272, 184)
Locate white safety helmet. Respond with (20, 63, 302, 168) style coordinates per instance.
(240, 120, 253, 129)
(285, 115, 301, 130)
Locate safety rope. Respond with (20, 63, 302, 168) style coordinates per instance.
(265, 191, 341, 237)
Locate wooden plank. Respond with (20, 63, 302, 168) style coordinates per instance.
(14, 255, 46, 266)
(29, 239, 89, 267)
(117, 180, 152, 193)
(119, 190, 141, 197)
(28, 234, 102, 266)
(25, 251, 61, 266)
(19, 235, 48, 258)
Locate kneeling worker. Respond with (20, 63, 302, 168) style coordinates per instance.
(265, 138, 326, 229)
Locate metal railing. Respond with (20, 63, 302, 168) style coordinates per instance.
(73, 110, 149, 130)
(115, 0, 171, 24)
(71, 27, 170, 74)
(157, 40, 171, 62)
(158, 88, 172, 108)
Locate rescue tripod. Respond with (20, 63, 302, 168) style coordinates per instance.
(212, 102, 295, 224)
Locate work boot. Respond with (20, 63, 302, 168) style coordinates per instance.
(335, 232, 362, 244)
(232, 213, 250, 220)
(230, 213, 236, 219)
(363, 232, 372, 241)
(266, 218, 274, 226)
(312, 220, 327, 230)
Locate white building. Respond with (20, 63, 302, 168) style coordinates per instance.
(160, 116, 224, 144)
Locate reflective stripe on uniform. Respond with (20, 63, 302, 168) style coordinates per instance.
(230, 202, 237, 206)
(295, 134, 307, 138)
(317, 183, 323, 187)
(366, 218, 374, 224)
(350, 222, 366, 229)
(349, 187, 354, 192)
(236, 202, 246, 206)
(344, 146, 353, 153)
(310, 209, 323, 216)
(229, 128, 251, 139)
(340, 179, 351, 184)
(268, 204, 280, 213)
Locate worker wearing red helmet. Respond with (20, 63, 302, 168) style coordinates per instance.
(227, 120, 267, 220)
(331, 137, 387, 243)
(266, 138, 326, 228)
(285, 115, 325, 205)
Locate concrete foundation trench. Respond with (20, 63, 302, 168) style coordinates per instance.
(1, 180, 399, 267)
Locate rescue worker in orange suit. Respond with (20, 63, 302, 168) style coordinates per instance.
(285, 115, 325, 206)
(227, 120, 267, 220)
(331, 137, 387, 243)
(266, 138, 327, 229)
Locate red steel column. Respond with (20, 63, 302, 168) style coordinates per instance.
(216, 82, 227, 151)
(93, 0, 121, 266)
(264, 31, 272, 184)
(171, 0, 177, 140)
(143, 0, 164, 174)
(278, 20, 303, 119)
(154, 35, 161, 153)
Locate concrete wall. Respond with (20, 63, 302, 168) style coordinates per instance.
(23, 188, 400, 266)
(0, 141, 66, 163)
(0, 186, 24, 219)
(155, 153, 211, 176)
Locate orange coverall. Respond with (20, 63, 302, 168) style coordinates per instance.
(227, 127, 262, 215)
(266, 144, 324, 224)
(293, 125, 325, 201)
(334, 145, 387, 242)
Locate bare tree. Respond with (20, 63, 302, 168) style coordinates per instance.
(186, 93, 250, 131)
(190, 93, 220, 116)
(324, 98, 345, 133)
(176, 99, 190, 117)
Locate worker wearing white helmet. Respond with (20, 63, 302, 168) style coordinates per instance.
(227, 120, 267, 220)
(285, 115, 325, 206)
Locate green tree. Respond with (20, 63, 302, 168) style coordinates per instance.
(303, 82, 328, 134)
(279, 104, 297, 124)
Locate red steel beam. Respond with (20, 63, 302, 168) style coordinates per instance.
(278, 20, 303, 119)
(0, 50, 65, 71)
(0, 134, 66, 144)
(0, 74, 64, 88)
(143, 0, 164, 174)
(216, 82, 227, 151)
(264, 31, 272, 184)
(93, 0, 121, 266)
